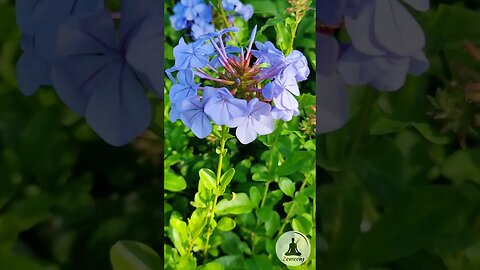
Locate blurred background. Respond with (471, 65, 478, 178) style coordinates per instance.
(0, 1, 162, 269)
(317, 0, 480, 269)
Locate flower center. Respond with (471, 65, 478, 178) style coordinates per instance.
(216, 55, 263, 100)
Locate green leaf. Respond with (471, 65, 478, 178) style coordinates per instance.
(217, 217, 236, 231)
(277, 151, 314, 176)
(278, 177, 295, 197)
(249, 186, 262, 208)
(215, 193, 254, 215)
(292, 214, 312, 235)
(249, 1, 278, 17)
(188, 209, 208, 239)
(200, 168, 217, 190)
(264, 211, 280, 237)
(0, 253, 49, 270)
(110, 241, 161, 270)
(169, 217, 190, 256)
(164, 170, 187, 192)
(198, 262, 224, 270)
(177, 255, 197, 270)
(244, 254, 274, 270)
(442, 148, 480, 184)
(220, 168, 235, 193)
(410, 122, 452, 145)
(422, 5, 480, 54)
(214, 255, 244, 270)
(0, 194, 53, 250)
(370, 117, 408, 135)
(220, 232, 251, 256)
(356, 186, 467, 265)
(274, 21, 291, 53)
(258, 16, 286, 36)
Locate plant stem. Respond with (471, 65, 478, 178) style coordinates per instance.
(203, 125, 228, 257)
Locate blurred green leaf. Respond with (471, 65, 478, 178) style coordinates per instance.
(356, 187, 467, 265)
(110, 241, 161, 270)
(442, 148, 480, 184)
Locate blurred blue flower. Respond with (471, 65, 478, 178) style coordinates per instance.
(181, 0, 207, 21)
(170, 0, 253, 39)
(192, 20, 216, 40)
(170, 3, 188, 30)
(236, 4, 254, 21)
(15, 0, 103, 95)
(51, 0, 162, 146)
(316, 0, 430, 134)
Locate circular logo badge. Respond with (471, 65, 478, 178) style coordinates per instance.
(275, 231, 311, 266)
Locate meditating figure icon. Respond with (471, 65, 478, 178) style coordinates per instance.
(284, 238, 302, 256)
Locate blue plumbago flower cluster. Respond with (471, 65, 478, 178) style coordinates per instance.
(170, 0, 253, 39)
(316, 0, 430, 133)
(166, 27, 309, 144)
(15, 0, 162, 146)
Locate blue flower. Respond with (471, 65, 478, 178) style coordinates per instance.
(51, 0, 162, 146)
(170, 3, 188, 30)
(173, 38, 214, 70)
(232, 98, 274, 144)
(181, 0, 207, 21)
(253, 41, 284, 66)
(203, 87, 248, 127)
(192, 21, 216, 40)
(180, 95, 213, 138)
(222, 0, 242, 12)
(170, 70, 200, 105)
(271, 106, 300, 122)
(16, 35, 52, 95)
(167, 26, 307, 143)
(284, 50, 310, 82)
(236, 4, 254, 21)
(271, 66, 300, 110)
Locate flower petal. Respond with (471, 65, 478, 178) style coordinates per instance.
(85, 63, 151, 146)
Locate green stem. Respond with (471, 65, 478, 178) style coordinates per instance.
(203, 126, 228, 257)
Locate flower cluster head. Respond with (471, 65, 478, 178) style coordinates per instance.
(170, 0, 253, 39)
(166, 26, 309, 144)
(316, 0, 430, 133)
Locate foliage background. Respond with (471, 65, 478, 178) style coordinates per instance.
(317, 1, 480, 269)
